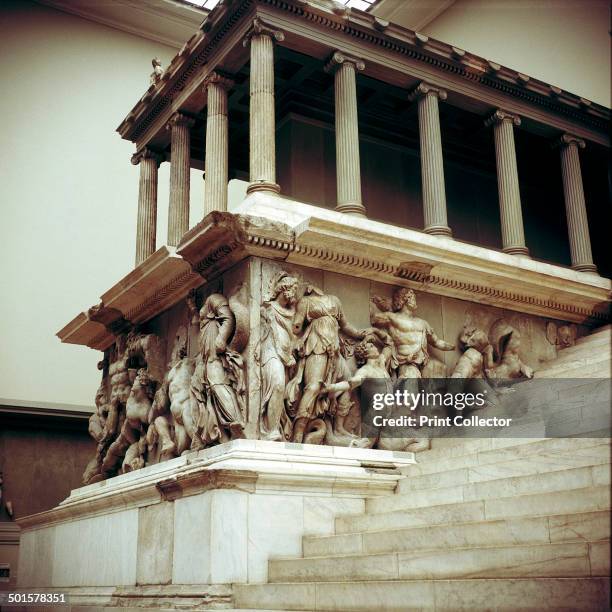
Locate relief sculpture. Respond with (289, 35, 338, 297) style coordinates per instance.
(191, 290, 248, 445)
(260, 273, 299, 441)
(83, 274, 540, 482)
(287, 284, 371, 445)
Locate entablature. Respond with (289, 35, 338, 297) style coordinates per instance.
(57, 193, 611, 352)
(117, 0, 610, 152)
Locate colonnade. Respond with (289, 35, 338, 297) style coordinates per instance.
(131, 23, 597, 274)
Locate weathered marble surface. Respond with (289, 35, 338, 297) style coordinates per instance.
(18, 441, 410, 589)
(78, 245, 596, 482)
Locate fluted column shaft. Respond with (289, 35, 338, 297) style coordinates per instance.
(204, 74, 233, 215)
(486, 109, 529, 255)
(558, 134, 597, 273)
(132, 148, 162, 266)
(167, 113, 194, 245)
(245, 19, 284, 194)
(410, 83, 451, 236)
(326, 52, 366, 216)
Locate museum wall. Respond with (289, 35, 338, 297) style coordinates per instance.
(421, 0, 611, 107)
(0, 1, 199, 407)
(0, 425, 91, 519)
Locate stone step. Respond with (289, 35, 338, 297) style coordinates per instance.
(555, 333, 610, 357)
(405, 437, 610, 477)
(398, 442, 610, 493)
(269, 541, 608, 583)
(367, 464, 610, 514)
(336, 485, 611, 534)
(576, 325, 611, 343)
(416, 433, 609, 465)
(234, 577, 610, 611)
(534, 363, 610, 380)
(303, 511, 610, 557)
(534, 352, 610, 377)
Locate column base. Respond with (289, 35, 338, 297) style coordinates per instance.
(335, 202, 367, 217)
(424, 225, 452, 237)
(503, 246, 530, 256)
(246, 181, 281, 195)
(572, 263, 598, 274)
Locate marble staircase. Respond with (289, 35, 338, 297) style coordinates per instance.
(233, 327, 611, 611)
(534, 324, 610, 378)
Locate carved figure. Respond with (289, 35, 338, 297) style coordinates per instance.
(150, 57, 163, 84)
(321, 331, 392, 444)
(371, 288, 454, 379)
(260, 273, 299, 441)
(82, 379, 112, 484)
(486, 319, 534, 379)
(123, 369, 157, 444)
(321, 334, 430, 452)
(191, 292, 247, 444)
(122, 436, 147, 473)
(288, 285, 369, 443)
(322, 331, 393, 395)
(97, 329, 164, 477)
(150, 325, 200, 456)
(451, 321, 494, 379)
(546, 321, 577, 349)
(106, 335, 132, 446)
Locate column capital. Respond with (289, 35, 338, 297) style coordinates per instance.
(165, 112, 195, 132)
(485, 108, 521, 128)
(131, 147, 164, 167)
(203, 71, 235, 92)
(408, 81, 447, 102)
(554, 133, 586, 150)
(325, 51, 366, 74)
(242, 17, 284, 47)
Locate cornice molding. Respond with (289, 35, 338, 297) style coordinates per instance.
(117, 0, 609, 149)
(57, 195, 611, 352)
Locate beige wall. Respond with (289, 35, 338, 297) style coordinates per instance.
(423, 0, 611, 107)
(0, 0, 206, 406)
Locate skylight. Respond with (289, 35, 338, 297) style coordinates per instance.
(182, 0, 221, 9)
(182, 0, 379, 12)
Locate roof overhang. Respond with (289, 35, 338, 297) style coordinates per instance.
(115, 0, 610, 149)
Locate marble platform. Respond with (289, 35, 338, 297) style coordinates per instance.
(16, 441, 414, 606)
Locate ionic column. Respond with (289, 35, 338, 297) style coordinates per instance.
(131, 147, 163, 266)
(203, 72, 233, 215)
(409, 82, 451, 236)
(485, 109, 529, 255)
(325, 52, 366, 216)
(556, 134, 597, 273)
(166, 112, 194, 246)
(244, 18, 284, 194)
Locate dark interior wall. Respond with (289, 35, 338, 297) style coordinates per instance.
(277, 114, 609, 277)
(444, 160, 502, 249)
(581, 144, 611, 280)
(0, 422, 92, 519)
(515, 129, 572, 267)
